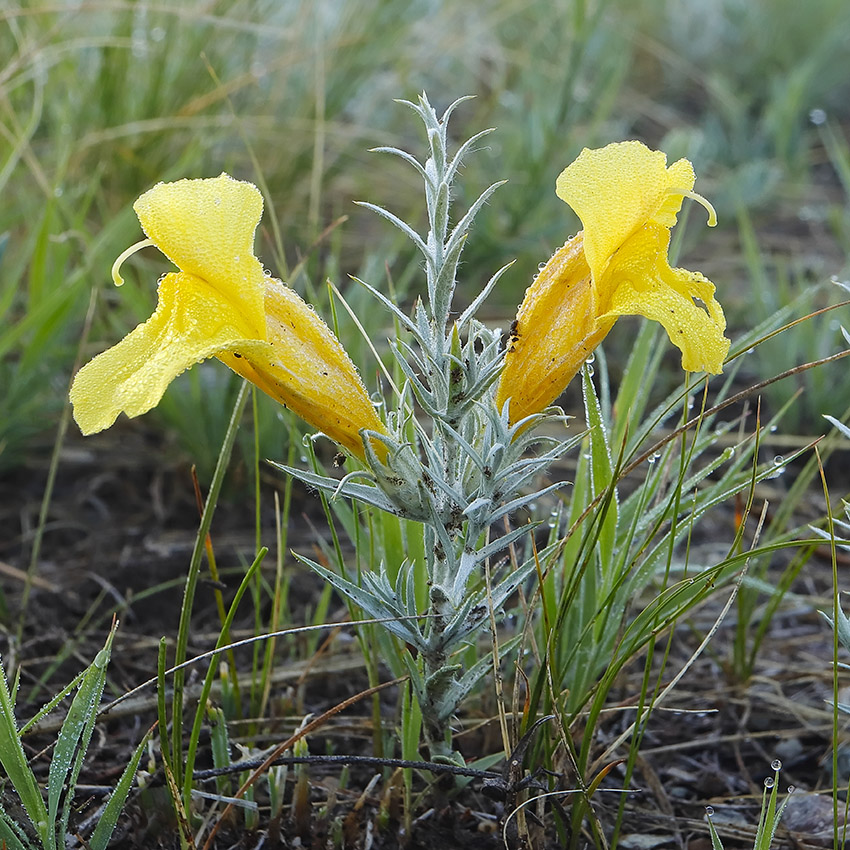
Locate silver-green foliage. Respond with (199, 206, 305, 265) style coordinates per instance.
(275, 95, 581, 750)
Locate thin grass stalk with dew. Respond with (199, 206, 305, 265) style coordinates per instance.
(171, 381, 251, 791)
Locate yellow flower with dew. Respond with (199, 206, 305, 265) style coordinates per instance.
(496, 141, 730, 424)
(70, 174, 385, 459)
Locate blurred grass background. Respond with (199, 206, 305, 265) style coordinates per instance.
(2, 0, 850, 479)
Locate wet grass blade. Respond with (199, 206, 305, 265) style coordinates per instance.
(88, 725, 154, 850)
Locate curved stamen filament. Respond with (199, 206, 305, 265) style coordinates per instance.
(668, 187, 717, 227)
(111, 238, 155, 286)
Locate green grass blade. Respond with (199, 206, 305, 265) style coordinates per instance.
(0, 656, 49, 845)
(50, 626, 115, 846)
(581, 365, 618, 582)
(171, 380, 250, 790)
(87, 725, 153, 850)
(181, 547, 268, 808)
(0, 806, 32, 850)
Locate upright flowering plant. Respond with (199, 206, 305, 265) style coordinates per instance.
(71, 96, 729, 757)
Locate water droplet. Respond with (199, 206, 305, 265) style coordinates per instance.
(585, 365, 594, 376)
(151, 26, 166, 41)
(764, 776, 775, 788)
(769, 424, 778, 433)
(585, 353, 596, 364)
(705, 806, 714, 817)
(233, 255, 240, 263)
(810, 108, 827, 125)
(746, 347, 755, 355)
(773, 455, 784, 466)
(538, 261, 547, 271)
(53, 186, 63, 198)
(786, 785, 796, 794)
(771, 758, 782, 771)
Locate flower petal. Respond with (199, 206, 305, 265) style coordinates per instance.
(496, 234, 614, 423)
(218, 280, 386, 458)
(555, 141, 693, 283)
(70, 271, 265, 434)
(652, 158, 695, 229)
(133, 174, 267, 338)
(601, 225, 730, 374)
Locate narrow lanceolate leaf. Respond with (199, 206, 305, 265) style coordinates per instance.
(350, 276, 418, 336)
(0, 655, 48, 844)
(0, 807, 30, 850)
(52, 628, 115, 843)
(444, 635, 523, 717)
(270, 463, 399, 514)
(582, 365, 618, 580)
(456, 262, 514, 331)
(368, 146, 430, 184)
(88, 726, 153, 850)
(825, 414, 850, 440)
(354, 202, 430, 259)
(295, 555, 423, 646)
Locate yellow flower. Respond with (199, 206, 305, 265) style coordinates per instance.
(70, 174, 385, 459)
(496, 140, 730, 424)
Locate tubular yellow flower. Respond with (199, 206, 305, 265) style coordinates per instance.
(70, 174, 385, 459)
(496, 140, 731, 424)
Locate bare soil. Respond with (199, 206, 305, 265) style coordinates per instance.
(1, 419, 848, 850)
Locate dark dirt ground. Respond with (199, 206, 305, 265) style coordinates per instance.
(2, 413, 850, 850)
